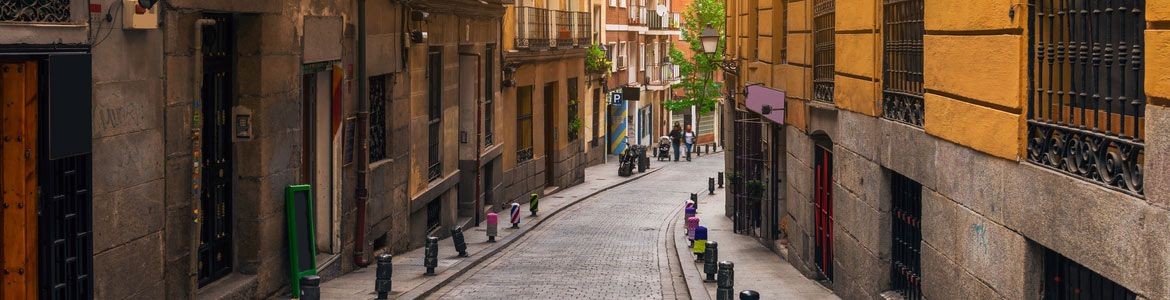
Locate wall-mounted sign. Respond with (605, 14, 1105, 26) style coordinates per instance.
(745, 84, 786, 124)
(622, 86, 640, 101)
(610, 92, 624, 105)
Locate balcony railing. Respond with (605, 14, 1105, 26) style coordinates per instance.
(628, 4, 647, 26)
(647, 12, 679, 30)
(516, 7, 591, 50)
(645, 63, 680, 85)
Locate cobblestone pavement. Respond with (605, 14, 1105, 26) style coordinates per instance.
(431, 154, 725, 299)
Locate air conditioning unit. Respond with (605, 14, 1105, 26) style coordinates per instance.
(122, 0, 158, 30)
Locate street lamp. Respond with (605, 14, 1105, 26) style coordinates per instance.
(700, 27, 719, 54)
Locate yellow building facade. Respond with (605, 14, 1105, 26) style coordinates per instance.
(724, 0, 1170, 299)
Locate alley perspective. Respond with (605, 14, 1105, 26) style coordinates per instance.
(0, 0, 1167, 299)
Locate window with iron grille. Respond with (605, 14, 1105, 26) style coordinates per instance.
(1043, 248, 1136, 299)
(369, 75, 389, 162)
(485, 44, 496, 147)
(882, 0, 925, 127)
(428, 48, 443, 181)
(568, 77, 580, 141)
(812, 0, 835, 103)
(1027, 0, 1144, 196)
(517, 86, 535, 163)
(890, 172, 922, 300)
(0, 0, 70, 23)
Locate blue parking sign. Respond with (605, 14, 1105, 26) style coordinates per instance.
(610, 93, 624, 105)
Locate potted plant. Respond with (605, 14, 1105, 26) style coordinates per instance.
(726, 171, 742, 186)
(585, 44, 613, 75)
(746, 179, 765, 198)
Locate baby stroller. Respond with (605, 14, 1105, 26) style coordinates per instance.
(656, 136, 672, 161)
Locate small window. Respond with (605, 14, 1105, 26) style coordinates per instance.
(517, 86, 535, 163)
(890, 172, 922, 300)
(812, 0, 835, 103)
(427, 47, 442, 181)
(1043, 248, 1136, 299)
(369, 75, 388, 162)
(485, 44, 496, 146)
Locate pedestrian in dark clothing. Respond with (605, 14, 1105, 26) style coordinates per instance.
(669, 123, 683, 161)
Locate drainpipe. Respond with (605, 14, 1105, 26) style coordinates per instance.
(353, 0, 372, 268)
(190, 18, 217, 297)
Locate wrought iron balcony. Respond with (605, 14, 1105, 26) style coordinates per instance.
(516, 7, 591, 50)
(1, 0, 71, 23)
(1026, 0, 1146, 196)
(627, 4, 647, 26)
(647, 12, 679, 30)
(645, 63, 680, 86)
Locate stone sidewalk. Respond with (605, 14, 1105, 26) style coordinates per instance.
(317, 157, 666, 300)
(674, 186, 839, 300)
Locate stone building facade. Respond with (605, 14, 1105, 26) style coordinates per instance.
(0, 0, 508, 299)
(724, 0, 1170, 299)
(499, 0, 591, 203)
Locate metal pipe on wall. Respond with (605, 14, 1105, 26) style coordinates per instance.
(190, 17, 217, 297)
(353, 0, 372, 268)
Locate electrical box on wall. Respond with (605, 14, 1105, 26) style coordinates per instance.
(122, 0, 159, 30)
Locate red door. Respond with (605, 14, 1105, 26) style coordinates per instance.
(813, 145, 833, 281)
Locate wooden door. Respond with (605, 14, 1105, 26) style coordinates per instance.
(813, 144, 833, 281)
(1, 61, 38, 300)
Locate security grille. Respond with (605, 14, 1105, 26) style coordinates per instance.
(485, 45, 495, 147)
(732, 111, 764, 236)
(428, 48, 443, 181)
(812, 0, 835, 103)
(890, 172, 922, 300)
(1027, 0, 1145, 196)
(0, 0, 70, 23)
(517, 86, 535, 163)
(1043, 249, 1136, 299)
(40, 155, 93, 299)
(369, 75, 388, 162)
(882, 0, 924, 127)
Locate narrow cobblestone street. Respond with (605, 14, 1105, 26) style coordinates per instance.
(431, 154, 722, 299)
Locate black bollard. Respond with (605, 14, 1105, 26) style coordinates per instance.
(703, 241, 719, 282)
(530, 193, 539, 216)
(451, 226, 469, 257)
(739, 290, 760, 300)
(300, 275, 321, 300)
(717, 172, 724, 188)
(375, 254, 393, 299)
(424, 236, 439, 275)
(709, 177, 716, 195)
(690, 193, 698, 202)
(716, 261, 735, 300)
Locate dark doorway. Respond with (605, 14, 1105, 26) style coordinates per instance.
(813, 143, 833, 282)
(890, 172, 923, 300)
(770, 124, 784, 240)
(543, 82, 557, 187)
(198, 13, 235, 287)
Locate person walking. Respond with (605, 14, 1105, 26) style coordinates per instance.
(669, 123, 683, 162)
(684, 125, 696, 161)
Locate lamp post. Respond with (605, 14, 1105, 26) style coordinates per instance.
(697, 27, 720, 144)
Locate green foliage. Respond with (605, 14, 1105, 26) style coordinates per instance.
(665, 0, 726, 114)
(568, 98, 582, 140)
(585, 44, 613, 74)
(746, 179, 765, 197)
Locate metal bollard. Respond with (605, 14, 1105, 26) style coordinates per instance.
(686, 216, 699, 247)
(300, 275, 321, 300)
(690, 193, 698, 203)
(486, 212, 499, 242)
(716, 261, 735, 300)
(423, 236, 439, 276)
(510, 203, 521, 228)
(717, 172, 724, 188)
(693, 226, 708, 262)
(375, 254, 393, 299)
(451, 226, 469, 257)
(703, 241, 719, 282)
(529, 193, 539, 216)
(709, 177, 716, 195)
(739, 290, 760, 300)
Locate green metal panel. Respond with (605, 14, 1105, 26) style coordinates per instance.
(285, 184, 318, 298)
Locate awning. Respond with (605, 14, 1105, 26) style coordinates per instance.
(744, 84, 785, 124)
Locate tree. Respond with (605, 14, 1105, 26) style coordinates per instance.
(663, 0, 725, 114)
